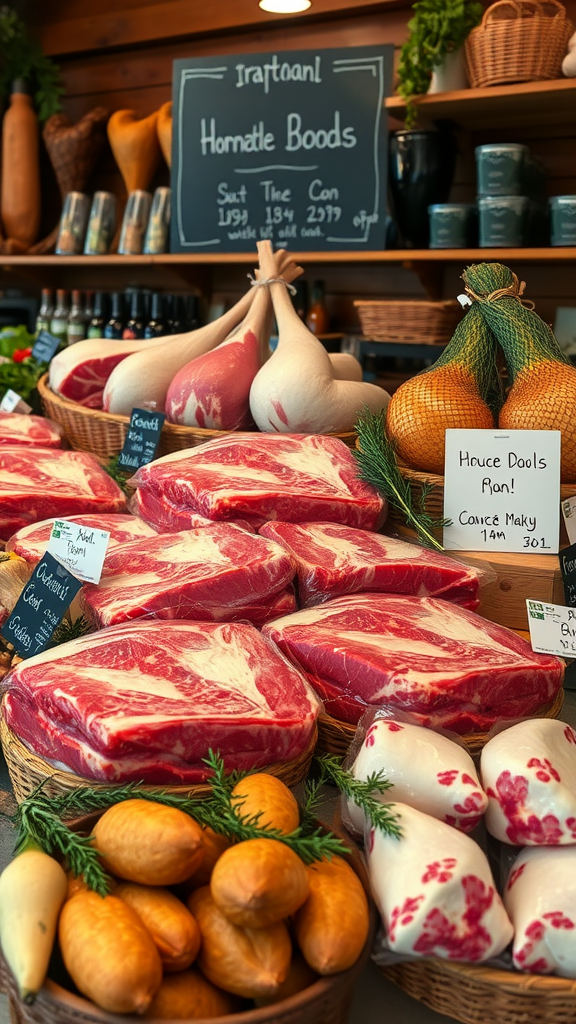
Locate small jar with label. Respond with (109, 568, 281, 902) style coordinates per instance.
(475, 144, 529, 196)
(478, 195, 529, 247)
(429, 204, 477, 248)
(550, 196, 576, 246)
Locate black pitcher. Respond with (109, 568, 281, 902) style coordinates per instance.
(389, 130, 457, 249)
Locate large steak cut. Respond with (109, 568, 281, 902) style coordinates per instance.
(0, 447, 126, 540)
(80, 524, 296, 628)
(132, 488, 255, 535)
(133, 433, 385, 531)
(3, 620, 319, 783)
(259, 521, 480, 608)
(6, 513, 157, 565)
(263, 594, 564, 734)
(0, 412, 63, 448)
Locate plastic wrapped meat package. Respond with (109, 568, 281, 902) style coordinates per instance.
(262, 593, 564, 734)
(2, 619, 320, 784)
(0, 412, 63, 448)
(344, 712, 487, 836)
(6, 513, 157, 565)
(80, 524, 297, 628)
(481, 719, 576, 845)
(131, 433, 386, 532)
(259, 521, 483, 608)
(505, 846, 576, 976)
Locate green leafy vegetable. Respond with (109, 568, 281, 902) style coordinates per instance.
(0, 8, 62, 122)
(0, 356, 46, 408)
(0, 326, 35, 359)
(354, 407, 450, 551)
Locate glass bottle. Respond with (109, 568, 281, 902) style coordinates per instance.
(35, 288, 53, 336)
(185, 295, 200, 331)
(87, 293, 109, 339)
(144, 293, 167, 339)
(83, 290, 94, 326)
(123, 291, 146, 340)
(104, 293, 125, 340)
(305, 280, 329, 336)
(49, 289, 69, 344)
(167, 294, 185, 334)
(67, 290, 86, 345)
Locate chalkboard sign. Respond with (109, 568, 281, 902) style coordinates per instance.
(560, 543, 576, 607)
(32, 330, 61, 364)
(1, 552, 83, 659)
(118, 408, 166, 470)
(171, 46, 393, 253)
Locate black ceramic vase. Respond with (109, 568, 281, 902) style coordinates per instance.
(389, 130, 457, 249)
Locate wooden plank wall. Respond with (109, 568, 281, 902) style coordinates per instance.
(18, 0, 576, 330)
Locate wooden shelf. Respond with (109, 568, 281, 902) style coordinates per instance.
(385, 78, 576, 130)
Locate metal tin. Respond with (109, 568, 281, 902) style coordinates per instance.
(118, 190, 153, 255)
(84, 192, 117, 255)
(55, 192, 90, 255)
(475, 144, 529, 197)
(550, 195, 576, 246)
(478, 195, 529, 247)
(144, 187, 171, 254)
(428, 203, 477, 248)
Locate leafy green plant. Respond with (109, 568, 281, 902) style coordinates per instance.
(0, 7, 62, 122)
(397, 0, 482, 128)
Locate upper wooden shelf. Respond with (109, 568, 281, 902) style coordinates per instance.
(385, 78, 576, 130)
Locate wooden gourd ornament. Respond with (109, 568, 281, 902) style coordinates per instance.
(107, 109, 162, 194)
(157, 102, 172, 168)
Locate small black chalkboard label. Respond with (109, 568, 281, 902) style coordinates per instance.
(1, 552, 83, 659)
(32, 330, 61, 364)
(118, 408, 166, 471)
(560, 543, 576, 607)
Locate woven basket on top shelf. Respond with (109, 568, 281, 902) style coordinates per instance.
(37, 375, 357, 461)
(382, 956, 576, 1024)
(465, 0, 573, 89)
(0, 711, 318, 804)
(316, 688, 564, 761)
(1, 808, 376, 1024)
(353, 300, 462, 345)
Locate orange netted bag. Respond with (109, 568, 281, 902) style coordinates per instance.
(385, 304, 498, 474)
(462, 263, 576, 484)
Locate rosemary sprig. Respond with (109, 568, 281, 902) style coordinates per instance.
(103, 455, 131, 494)
(354, 407, 450, 552)
(49, 615, 92, 648)
(316, 754, 402, 840)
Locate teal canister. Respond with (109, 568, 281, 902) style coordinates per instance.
(478, 195, 529, 247)
(476, 144, 528, 196)
(428, 203, 477, 248)
(550, 196, 576, 246)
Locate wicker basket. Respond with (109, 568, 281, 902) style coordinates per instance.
(0, 712, 318, 804)
(382, 957, 576, 1024)
(316, 689, 564, 761)
(1, 811, 376, 1024)
(37, 375, 357, 461)
(353, 300, 461, 345)
(465, 0, 573, 89)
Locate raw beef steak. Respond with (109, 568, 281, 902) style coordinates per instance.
(132, 488, 255, 535)
(6, 514, 157, 564)
(80, 524, 296, 628)
(133, 433, 385, 531)
(263, 594, 564, 734)
(0, 412, 63, 448)
(259, 521, 480, 608)
(0, 447, 126, 540)
(3, 620, 319, 783)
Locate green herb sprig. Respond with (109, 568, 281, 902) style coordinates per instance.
(316, 755, 402, 840)
(103, 455, 131, 495)
(49, 616, 92, 648)
(354, 407, 450, 552)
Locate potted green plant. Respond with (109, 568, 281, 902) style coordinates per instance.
(0, 6, 62, 122)
(397, 0, 483, 128)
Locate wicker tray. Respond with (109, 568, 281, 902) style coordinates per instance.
(1, 811, 376, 1024)
(465, 0, 573, 89)
(382, 956, 576, 1024)
(316, 688, 565, 761)
(0, 712, 318, 804)
(353, 300, 461, 345)
(37, 375, 357, 461)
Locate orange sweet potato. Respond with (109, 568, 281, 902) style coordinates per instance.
(143, 968, 239, 1019)
(255, 951, 318, 1006)
(230, 774, 300, 835)
(115, 882, 201, 971)
(210, 838, 309, 928)
(294, 855, 369, 974)
(92, 799, 204, 885)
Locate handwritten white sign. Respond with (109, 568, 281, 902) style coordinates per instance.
(443, 428, 561, 553)
(47, 520, 110, 585)
(527, 599, 576, 658)
(0, 389, 32, 414)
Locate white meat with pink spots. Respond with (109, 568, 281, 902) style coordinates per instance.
(505, 846, 576, 976)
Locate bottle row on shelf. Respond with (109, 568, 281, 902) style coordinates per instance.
(35, 289, 200, 346)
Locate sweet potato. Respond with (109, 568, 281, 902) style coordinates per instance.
(58, 892, 162, 1014)
(143, 969, 239, 1019)
(294, 855, 369, 974)
(255, 951, 318, 1006)
(188, 886, 291, 999)
(92, 799, 204, 885)
(230, 774, 300, 835)
(210, 838, 309, 928)
(180, 827, 232, 892)
(115, 882, 201, 971)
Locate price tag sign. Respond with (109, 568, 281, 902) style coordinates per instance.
(47, 520, 110, 585)
(443, 429, 561, 553)
(32, 330, 61, 364)
(1, 552, 83, 659)
(0, 389, 32, 414)
(560, 543, 576, 608)
(527, 599, 576, 658)
(562, 496, 576, 546)
(118, 408, 166, 471)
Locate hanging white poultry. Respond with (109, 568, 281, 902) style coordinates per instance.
(249, 240, 390, 434)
